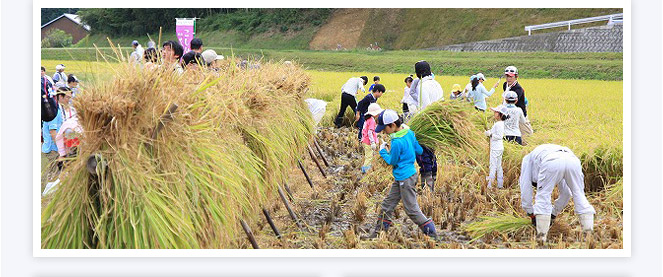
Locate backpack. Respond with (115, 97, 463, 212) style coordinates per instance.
(41, 77, 58, 122)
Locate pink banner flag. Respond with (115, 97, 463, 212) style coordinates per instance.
(176, 18, 195, 54)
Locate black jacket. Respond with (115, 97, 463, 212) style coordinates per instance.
(503, 82, 527, 117)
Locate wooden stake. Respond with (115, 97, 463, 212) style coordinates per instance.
(262, 208, 281, 239)
(307, 145, 327, 178)
(278, 186, 303, 229)
(313, 138, 330, 167)
(298, 160, 314, 188)
(283, 183, 295, 202)
(240, 219, 260, 249)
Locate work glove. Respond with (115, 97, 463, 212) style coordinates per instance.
(528, 213, 536, 226)
(484, 130, 491, 137)
(379, 142, 388, 151)
(371, 143, 377, 151)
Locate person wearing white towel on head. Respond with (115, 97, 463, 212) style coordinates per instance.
(484, 105, 508, 189)
(519, 144, 596, 243)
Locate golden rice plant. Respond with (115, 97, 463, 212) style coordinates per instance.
(41, 53, 313, 249)
(463, 213, 533, 242)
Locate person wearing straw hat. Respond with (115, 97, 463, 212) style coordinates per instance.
(360, 103, 384, 173)
(449, 84, 464, 100)
(501, 66, 528, 117)
(334, 76, 368, 128)
(518, 144, 596, 243)
(52, 64, 67, 88)
(485, 105, 509, 188)
(362, 109, 439, 240)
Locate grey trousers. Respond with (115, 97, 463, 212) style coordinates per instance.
(379, 173, 429, 226)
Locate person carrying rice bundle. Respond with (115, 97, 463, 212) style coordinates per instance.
(408, 61, 443, 192)
(361, 109, 439, 240)
(519, 144, 596, 243)
(484, 105, 509, 188)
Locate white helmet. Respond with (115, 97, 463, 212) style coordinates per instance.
(504, 66, 518, 76)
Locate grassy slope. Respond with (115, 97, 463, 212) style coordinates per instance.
(358, 8, 623, 49)
(43, 47, 622, 80)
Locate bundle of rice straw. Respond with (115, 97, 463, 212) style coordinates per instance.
(41, 58, 313, 249)
(408, 101, 483, 154)
(463, 213, 532, 242)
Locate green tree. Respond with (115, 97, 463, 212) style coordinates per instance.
(41, 29, 73, 48)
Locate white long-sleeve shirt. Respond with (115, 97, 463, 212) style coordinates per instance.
(519, 144, 575, 213)
(341, 77, 366, 97)
(484, 121, 505, 151)
(401, 86, 415, 105)
(503, 104, 526, 137)
(408, 76, 443, 110)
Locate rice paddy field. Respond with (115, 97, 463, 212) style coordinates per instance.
(40, 57, 623, 249)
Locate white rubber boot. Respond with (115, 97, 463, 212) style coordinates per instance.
(578, 213, 594, 232)
(535, 214, 551, 243)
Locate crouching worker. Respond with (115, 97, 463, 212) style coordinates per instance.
(362, 109, 438, 240)
(519, 144, 596, 243)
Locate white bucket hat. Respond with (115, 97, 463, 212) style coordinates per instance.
(476, 73, 485, 80)
(55, 64, 65, 71)
(490, 105, 508, 115)
(366, 103, 384, 117)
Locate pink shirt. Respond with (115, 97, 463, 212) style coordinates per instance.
(361, 117, 378, 145)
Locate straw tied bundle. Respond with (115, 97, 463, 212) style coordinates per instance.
(41, 61, 314, 249)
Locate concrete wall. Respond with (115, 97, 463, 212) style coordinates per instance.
(429, 24, 622, 52)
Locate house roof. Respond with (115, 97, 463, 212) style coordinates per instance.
(41, 13, 91, 32)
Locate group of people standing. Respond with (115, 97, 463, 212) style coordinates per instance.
(128, 38, 225, 73)
(334, 61, 595, 243)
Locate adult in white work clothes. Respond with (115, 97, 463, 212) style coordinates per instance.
(519, 144, 596, 242)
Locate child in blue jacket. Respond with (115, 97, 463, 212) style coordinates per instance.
(361, 109, 439, 240)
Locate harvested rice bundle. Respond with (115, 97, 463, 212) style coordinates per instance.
(42, 58, 313, 249)
(408, 101, 483, 154)
(463, 213, 533, 242)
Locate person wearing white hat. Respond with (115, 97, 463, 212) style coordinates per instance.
(519, 144, 596, 243)
(463, 75, 475, 103)
(129, 40, 145, 64)
(362, 109, 439, 240)
(485, 105, 509, 188)
(52, 64, 67, 88)
(467, 72, 498, 112)
(503, 91, 527, 145)
(360, 103, 384, 173)
(201, 49, 225, 69)
(501, 65, 528, 117)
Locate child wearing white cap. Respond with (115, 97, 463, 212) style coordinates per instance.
(360, 103, 384, 173)
(484, 105, 509, 188)
(53, 64, 67, 88)
(362, 109, 439, 240)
